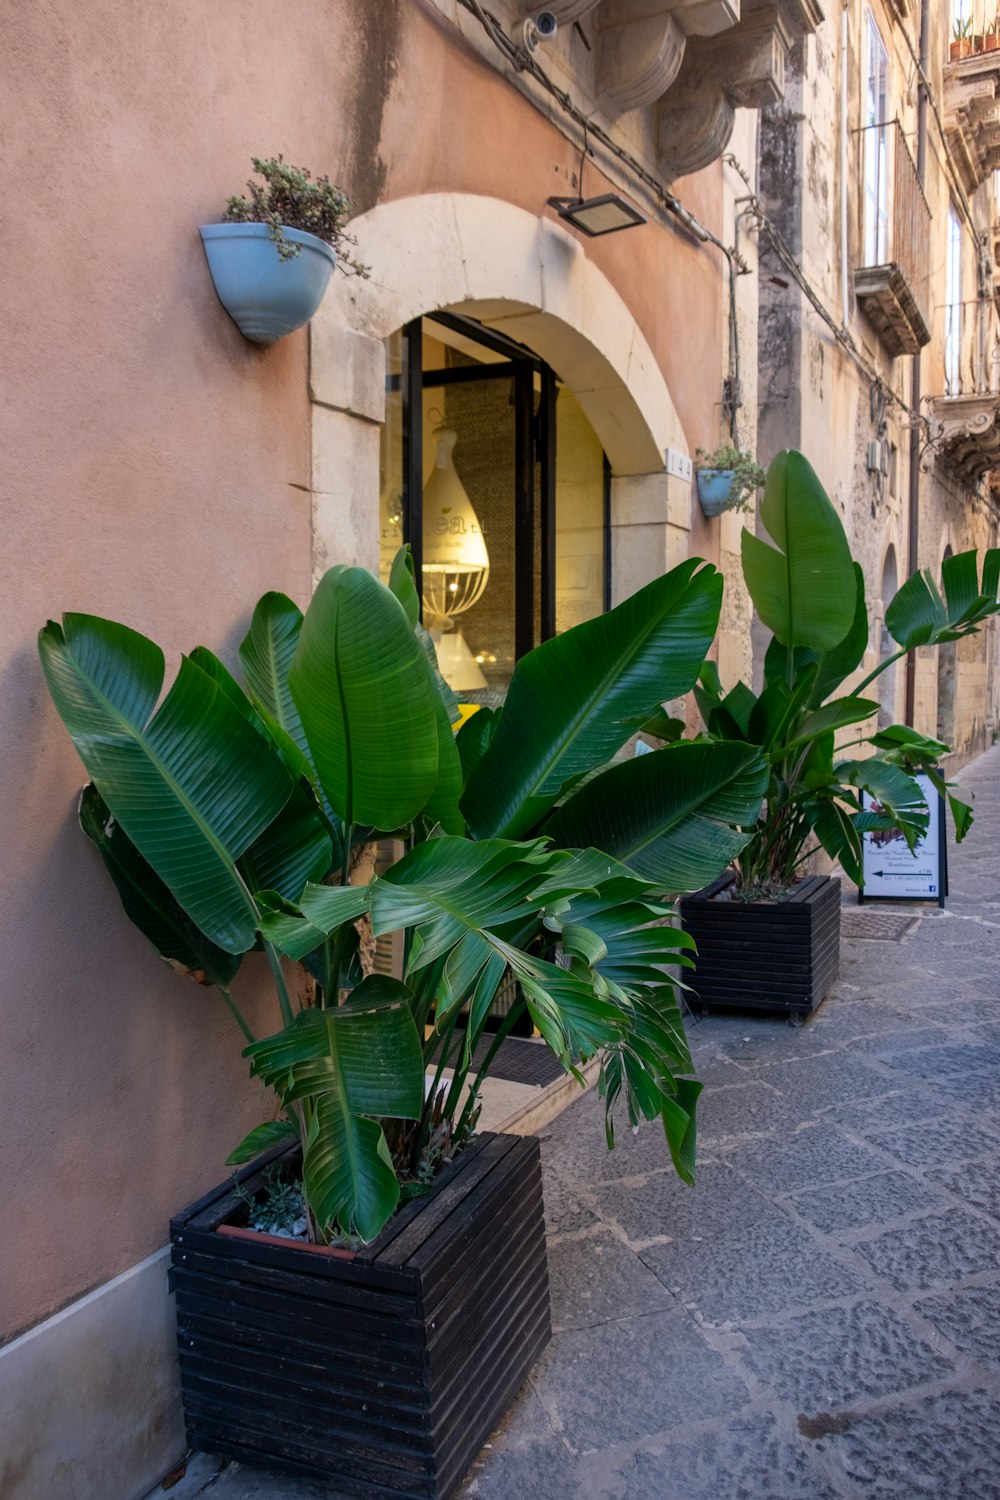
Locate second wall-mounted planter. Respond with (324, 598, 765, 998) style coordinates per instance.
(199, 222, 336, 345)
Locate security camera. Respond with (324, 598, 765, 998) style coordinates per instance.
(522, 11, 558, 52)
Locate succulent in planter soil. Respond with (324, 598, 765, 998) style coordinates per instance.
(221, 155, 369, 275)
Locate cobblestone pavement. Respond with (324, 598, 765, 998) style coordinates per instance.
(155, 745, 1000, 1500)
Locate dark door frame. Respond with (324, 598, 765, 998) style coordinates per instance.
(396, 313, 610, 653)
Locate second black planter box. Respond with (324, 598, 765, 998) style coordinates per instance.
(170, 1131, 549, 1500)
(679, 873, 841, 1016)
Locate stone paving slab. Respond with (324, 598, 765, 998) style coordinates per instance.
(145, 744, 1000, 1500)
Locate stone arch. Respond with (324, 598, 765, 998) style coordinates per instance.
(309, 192, 692, 596)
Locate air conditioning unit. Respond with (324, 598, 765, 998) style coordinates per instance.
(866, 439, 889, 476)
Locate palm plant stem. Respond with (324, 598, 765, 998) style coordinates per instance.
(453, 1000, 527, 1141)
(265, 940, 296, 1029)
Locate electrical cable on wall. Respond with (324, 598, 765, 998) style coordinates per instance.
(455, 0, 748, 270)
(457, 0, 751, 440)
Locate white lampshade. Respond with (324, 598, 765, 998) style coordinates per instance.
(431, 627, 488, 691)
(422, 427, 489, 626)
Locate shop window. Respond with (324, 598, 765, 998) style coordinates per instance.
(380, 314, 609, 701)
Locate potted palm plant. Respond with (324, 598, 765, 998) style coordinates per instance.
(679, 451, 1000, 1017)
(39, 550, 765, 1497)
(694, 444, 766, 519)
(200, 156, 369, 345)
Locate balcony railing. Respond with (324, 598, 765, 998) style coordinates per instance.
(942, 298, 1000, 396)
(930, 294, 1000, 483)
(854, 121, 931, 356)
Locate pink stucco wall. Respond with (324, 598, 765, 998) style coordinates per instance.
(2, 0, 727, 1339)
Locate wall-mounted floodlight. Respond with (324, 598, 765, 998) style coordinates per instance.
(547, 193, 647, 237)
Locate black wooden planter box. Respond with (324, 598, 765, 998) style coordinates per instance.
(169, 1132, 549, 1500)
(679, 873, 841, 1016)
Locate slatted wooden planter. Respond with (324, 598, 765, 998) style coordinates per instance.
(679, 873, 841, 1017)
(169, 1132, 549, 1500)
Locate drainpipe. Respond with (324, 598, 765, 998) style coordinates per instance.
(840, 4, 850, 328)
(904, 0, 929, 726)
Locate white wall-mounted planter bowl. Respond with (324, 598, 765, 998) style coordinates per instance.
(199, 223, 337, 345)
(695, 468, 736, 518)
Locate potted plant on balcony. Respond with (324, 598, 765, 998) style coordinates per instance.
(39, 551, 764, 1496)
(951, 16, 973, 59)
(984, 11, 1000, 49)
(679, 450, 1000, 1017)
(694, 444, 766, 519)
(200, 156, 369, 345)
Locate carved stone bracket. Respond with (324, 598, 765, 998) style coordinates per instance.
(929, 392, 1000, 484)
(513, 0, 822, 178)
(656, 0, 822, 179)
(944, 56, 1000, 195)
(594, 0, 739, 118)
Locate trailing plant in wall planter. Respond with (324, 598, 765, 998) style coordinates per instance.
(39, 548, 767, 1495)
(694, 444, 766, 518)
(680, 449, 1000, 1017)
(200, 156, 369, 345)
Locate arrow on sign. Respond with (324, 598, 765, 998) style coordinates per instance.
(870, 870, 933, 879)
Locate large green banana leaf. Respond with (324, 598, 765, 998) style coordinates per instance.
(804, 798, 864, 884)
(886, 548, 1000, 649)
(779, 695, 880, 749)
(189, 643, 305, 777)
(256, 882, 372, 962)
(371, 838, 635, 1064)
(235, 600, 346, 866)
(836, 758, 929, 846)
(384, 547, 465, 835)
(39, 614, 294, 953)
(742, 451, 855, 650)
(370, 837, 555, 969)
(764, 562, 869, 703)
(462, 559, 724, 839)
(289, 566, 440, 831)
(244, 976, 424, 1240)
(239, 593, 311, 760)
(186, 644, 334, 896)
(548, 876, 697, 995)
(236, 782, 334, 904)
(456, 706, 500, 783)
(543, 742, 768, 892)
(79, 784, 242, 988)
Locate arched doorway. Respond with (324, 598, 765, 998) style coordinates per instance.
(309, 192, 693, 607)
(878, 544, 899, 730)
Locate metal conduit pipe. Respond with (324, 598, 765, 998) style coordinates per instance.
(905, 0, 930, 726)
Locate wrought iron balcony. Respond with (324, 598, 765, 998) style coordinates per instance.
(944, 2, 1000, 194)
(854, 121, 931, 357)
(929, 296, 1000, 482)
